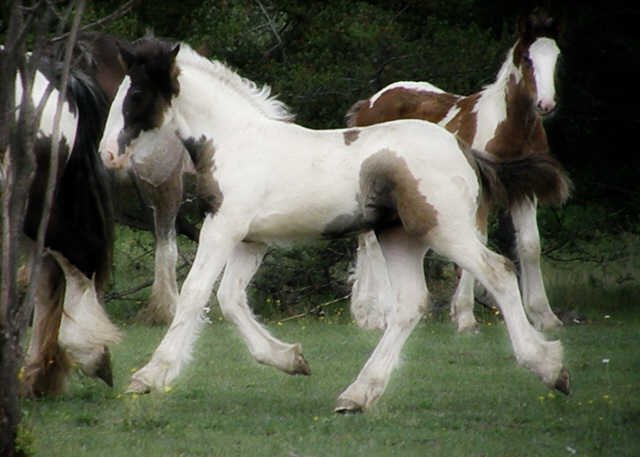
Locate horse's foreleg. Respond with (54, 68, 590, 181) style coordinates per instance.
(128, 213, 240, 393)
(350, 231, 394, 331)
(217, 242, 310, 376)
(511, 201, 562, 330)
(139, 173, 183, 325)
(336, 228, 428, 413)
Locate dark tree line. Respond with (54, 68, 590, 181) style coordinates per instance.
(3, 0, 635, 234)
(71, 0, 640, 230)
(74, 0, 638, 311)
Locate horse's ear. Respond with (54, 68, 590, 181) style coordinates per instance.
(168, 44, 180, 64)
(516, 14, 533, 41)
(167, 44, 181, 96)
(549, 13, 564, 41)
(117, 41, 136, 70)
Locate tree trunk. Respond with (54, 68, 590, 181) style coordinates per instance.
(1, 1, 26, 452)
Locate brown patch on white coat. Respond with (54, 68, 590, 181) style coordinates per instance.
(343, 129, 360, 145)
(181, 135, 224, 216)
(359, 149, 439, 237)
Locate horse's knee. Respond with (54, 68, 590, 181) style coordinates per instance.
(517, 231, 541, 262)
(216, 285, 245, 322)
(388, 292, 429, 328)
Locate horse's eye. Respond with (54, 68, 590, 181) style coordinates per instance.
(128, 89, 144, 104)
(523, 55, 533, 67)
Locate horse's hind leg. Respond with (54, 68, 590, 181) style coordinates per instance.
(336, 228, 429, 413)
(449, 198, 490, 334)
(511, 201, 562, 330)
(216, 242, 310, 375)
(350, 231, 394, 331)
(430, 228, 569, 394)
(450, 269, 480, 333)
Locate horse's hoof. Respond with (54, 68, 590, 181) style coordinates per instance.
(94, 347, 114, 387)
(334, 397, 364, 414)
(126, 379, 151, 394)
(288, 350, 311, 376)
(554, 367, 571, 395)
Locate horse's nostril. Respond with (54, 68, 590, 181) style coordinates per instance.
(537, 100, 556, 115)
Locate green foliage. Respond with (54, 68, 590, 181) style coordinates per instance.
(544, 232, 640, 319)
(14, 423, 37, 457)
(89, 0, 509, 129)
(11, 0, 633, 321)
(249, 240, 354, 318)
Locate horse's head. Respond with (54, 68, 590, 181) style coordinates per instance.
(512, 12, 562, 117)
(99, 36, 180, 169)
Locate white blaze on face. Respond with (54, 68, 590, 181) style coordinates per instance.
(528, 37, 560, 114)
(99, 76, 131, 169)
(15, 70, 78, 151)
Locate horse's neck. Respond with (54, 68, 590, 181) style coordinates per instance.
(472, 53, 542, 154)
(174, 69, 267, 141)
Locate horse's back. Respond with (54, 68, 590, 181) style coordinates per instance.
(348, 83, 460, 128)
(15, 69, 79, 148)
(221, 119, 479, 243)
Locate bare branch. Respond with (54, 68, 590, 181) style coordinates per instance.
(22, 0, 86, 321)
(270, 294, 351, 323)
(49, 0, 141, 44)
(254, 0, 287, 62)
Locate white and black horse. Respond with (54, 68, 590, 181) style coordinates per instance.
(11, 52, 120, 396)
(100, 37, 570, 412)
(347, 12, 568, 333)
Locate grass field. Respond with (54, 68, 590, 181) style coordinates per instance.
(20, 313, 640, 457)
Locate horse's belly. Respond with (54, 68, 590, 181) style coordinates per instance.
(245, 195, 362, 245)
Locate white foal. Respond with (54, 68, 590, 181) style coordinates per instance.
(99, 36, 570, 413)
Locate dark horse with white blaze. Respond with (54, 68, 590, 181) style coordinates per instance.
(15, 33, 193, 396)
(12, 50, 120, 396)
(70, 33, 195, 326)
(346, 12, 568, 334)
(100, 36, 571, 413)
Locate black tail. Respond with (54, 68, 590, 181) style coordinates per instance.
(472, 150, 572, 209)
(46, 67, 114, 289)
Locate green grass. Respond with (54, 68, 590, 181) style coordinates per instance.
(21, 317, 640, 457)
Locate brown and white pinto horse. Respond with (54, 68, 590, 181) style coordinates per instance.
(347, 12, 569, 333)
